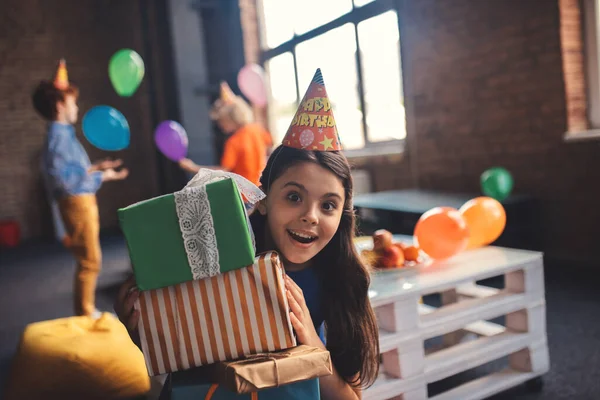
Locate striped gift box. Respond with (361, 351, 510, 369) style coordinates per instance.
(135, 251, 297, 376)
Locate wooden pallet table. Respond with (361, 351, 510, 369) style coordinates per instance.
(356, 236, 550, 400)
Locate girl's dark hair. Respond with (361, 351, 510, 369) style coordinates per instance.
(31, 80, 79, 121)
(251, 145, 380, 388)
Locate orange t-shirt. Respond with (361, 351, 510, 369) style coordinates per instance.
(221, 123, 273, 185)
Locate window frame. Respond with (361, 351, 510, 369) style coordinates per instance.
(584, 0, 600, 128)
(257, 0, 405, 155)
(564, 0, 600, 141)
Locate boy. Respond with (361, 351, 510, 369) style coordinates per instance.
(33, 59, 129, 317)
(178, 81, 273, 185)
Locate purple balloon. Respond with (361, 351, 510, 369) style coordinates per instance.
(154, 120, 188, 162)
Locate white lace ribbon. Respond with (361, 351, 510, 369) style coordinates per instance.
(174, 170, 265, 280)
(184, 169, 265, 205)
(173, 185, 219, 280)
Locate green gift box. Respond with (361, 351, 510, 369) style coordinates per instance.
(118, 177, 256, 291)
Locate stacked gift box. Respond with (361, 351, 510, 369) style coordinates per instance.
(118, 171, 332, 399)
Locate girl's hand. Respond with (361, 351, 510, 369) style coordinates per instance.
(285, 275, 325, 350)
(113, 275, 141, 333)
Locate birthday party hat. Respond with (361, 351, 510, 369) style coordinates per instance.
(219, 81, 236, 105)
(54, 58, 69, 90)
(282, 68, 342, 151)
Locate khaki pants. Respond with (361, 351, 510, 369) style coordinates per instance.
(59, 194, 101, 317)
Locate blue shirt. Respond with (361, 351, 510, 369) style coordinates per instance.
(286, 266, 326, 344)
(41, 122, 103, 240)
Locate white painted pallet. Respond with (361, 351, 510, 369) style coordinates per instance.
(360, 236, 550, 400)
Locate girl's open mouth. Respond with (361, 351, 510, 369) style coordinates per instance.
(287, 229, 318, 244)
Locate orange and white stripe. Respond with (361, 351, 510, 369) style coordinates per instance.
(135, 251, 296, 376)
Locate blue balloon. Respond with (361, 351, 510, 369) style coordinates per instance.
(82, 105, 130, 151)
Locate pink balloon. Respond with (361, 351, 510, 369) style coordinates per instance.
(237, 64, 268, 107)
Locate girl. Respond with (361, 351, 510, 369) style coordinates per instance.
(115, 70, 380, 399)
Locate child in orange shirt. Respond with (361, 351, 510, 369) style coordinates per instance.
(178, 82, 272, 185)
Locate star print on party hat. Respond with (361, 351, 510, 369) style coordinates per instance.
(53, 58, 69, 90)
(219, 81, 236, 105)
(282, 68, 342, 151)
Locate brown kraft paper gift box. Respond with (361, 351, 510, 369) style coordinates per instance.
(213, 345, 333, 394)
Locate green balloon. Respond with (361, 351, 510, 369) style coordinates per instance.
(480, 167, 514, 201)
(109, 49, 145, 97)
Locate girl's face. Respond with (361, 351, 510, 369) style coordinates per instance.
(258, 161, 345, 270)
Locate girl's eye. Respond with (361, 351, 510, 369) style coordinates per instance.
(287, 192, 301, 203)
(322, 201, 337, 212)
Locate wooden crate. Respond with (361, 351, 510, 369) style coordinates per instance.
(360, 237, 550, 400)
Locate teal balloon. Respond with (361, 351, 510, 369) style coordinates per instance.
(82, 106, 130, 151)
(109, 49, 145, 97)
(480, 167, 514, 201)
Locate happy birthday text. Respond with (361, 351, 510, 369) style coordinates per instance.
(290, 97, 335, 128)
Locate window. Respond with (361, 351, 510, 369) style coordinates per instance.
(354, 0, 376, 7)
(265, 53, 297, 145)
(358, 11, 405, 144)
(259, 0, 405, 152)
(583, 0, 600, 129)
(293, 0, 353, 35)
(260, 0, 294, 49)
(564, 0, 599, 139)
(296, 24, 364, 149)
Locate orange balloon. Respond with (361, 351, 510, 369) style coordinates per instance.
(459, 197, 506, 249)
(413, 207, 469, 260)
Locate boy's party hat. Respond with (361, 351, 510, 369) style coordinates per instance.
(54, 59, 69, 90)
(220, 81, 236, 105)
(281, 68, 341, 151)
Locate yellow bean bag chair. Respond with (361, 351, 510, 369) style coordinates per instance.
(3, 313, 150, 400)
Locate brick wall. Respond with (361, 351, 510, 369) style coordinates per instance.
(0, 0, 164, 240)
(399, 0, 600, 263)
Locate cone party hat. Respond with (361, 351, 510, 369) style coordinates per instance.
(282, 68, 342, 151)
(54, 59, 69, 90)
(219, 81, 236, 105)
